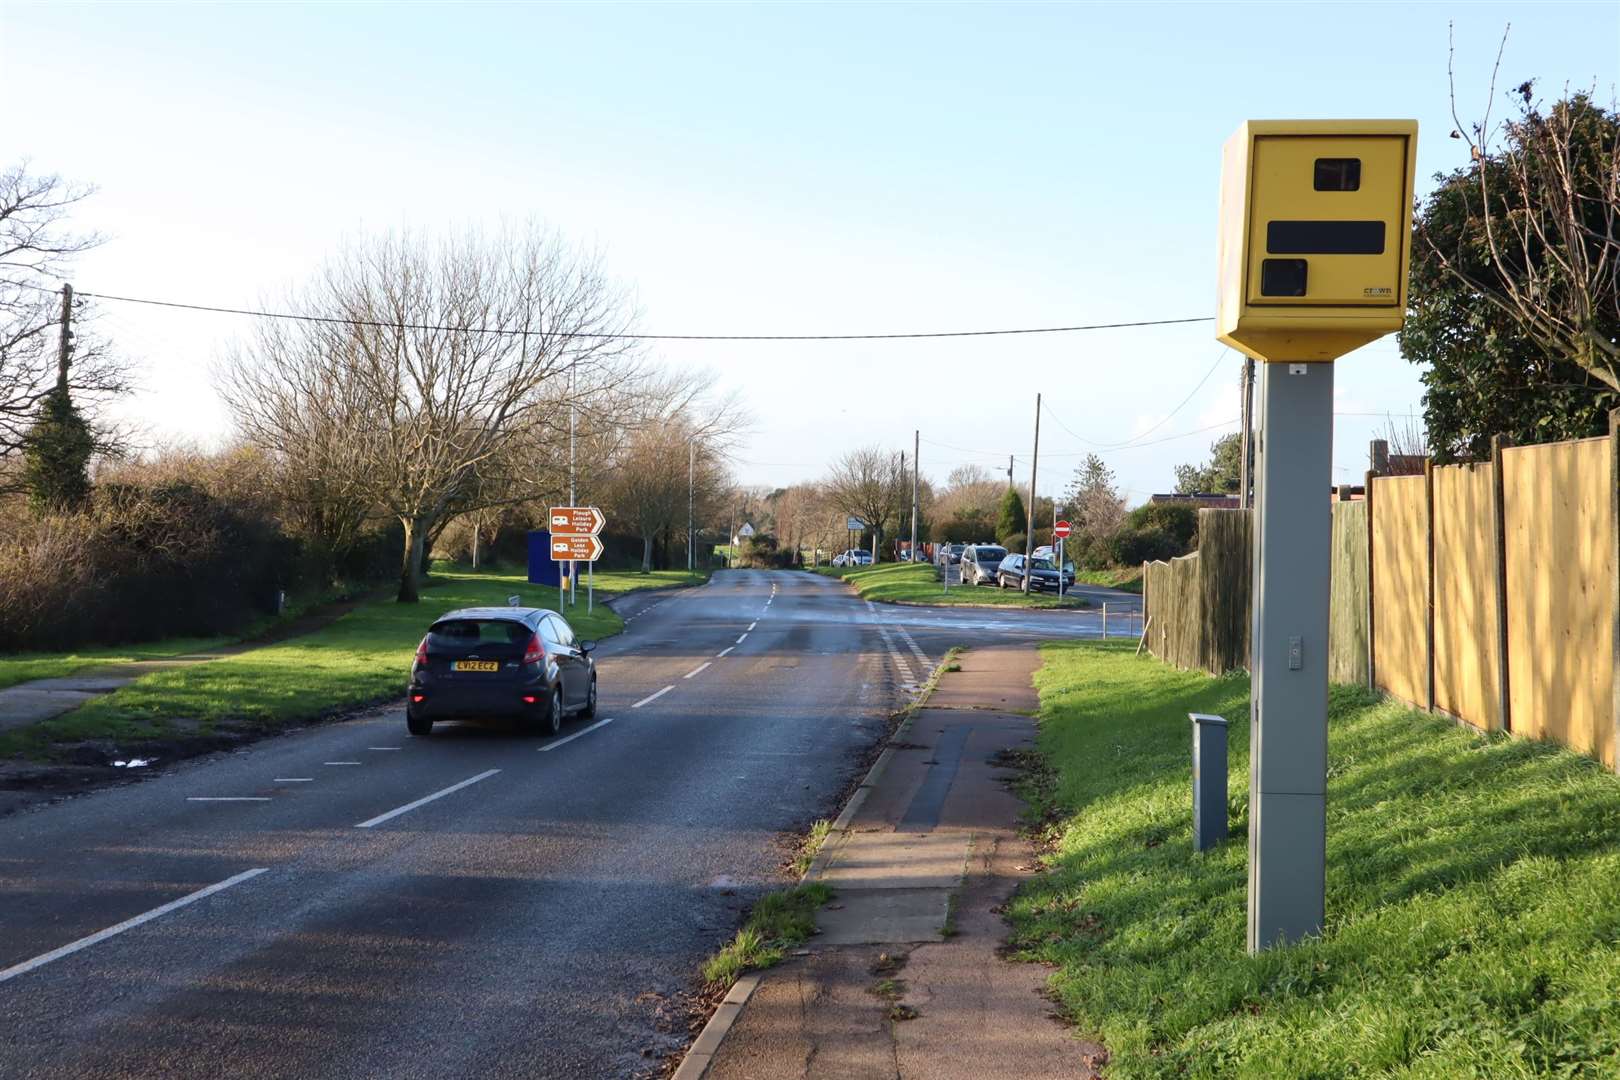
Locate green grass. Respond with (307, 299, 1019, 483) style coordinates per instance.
(815, 561, 1090, 609)
(1011, 642, 1620, 1078)
(791, 819, 834, 877)
(701, 882, 835, 987)
(0, 566, 700, 759)
(1070, 567, 1143, 593)
(0, 637, 234, 691)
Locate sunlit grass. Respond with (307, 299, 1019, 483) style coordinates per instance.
(815, 560, 1089, 608)
(1011, 642, 1620, 1078)
(702, 882, 834, 987)
(0, 566, 701, 759)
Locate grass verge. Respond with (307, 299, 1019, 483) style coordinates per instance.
(0, 566, 699, 760)
(701, 882, 835, 987)
(1011, 641, 1620, 1078)
(815, 561, 1090, 609)
(1069, 567, 1142, 593)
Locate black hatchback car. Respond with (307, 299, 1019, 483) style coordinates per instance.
(996, 553, 1076, 592)
(407, 607, 596, 737)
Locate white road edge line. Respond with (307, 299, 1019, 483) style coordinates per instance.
(684, 662, 711, 679)
(0, 868, 268, 985)
(736, 633, 749, 644)
(716, 646, 734, 658)
(354, 769, 500, 829)
(632, 685, 675, 709)
(187, 797, 271, 802)
(539, 718, 613, 752)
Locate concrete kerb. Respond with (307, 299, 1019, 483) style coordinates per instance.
(670, 646, 962, 1080)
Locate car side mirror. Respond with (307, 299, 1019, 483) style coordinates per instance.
(580, 640, 596, 654)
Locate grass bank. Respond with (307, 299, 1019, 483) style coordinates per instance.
(0, 566, 703, 760)
(1070, 567, 1142, 593)
(0, 636, 234, 692)
(1011, 642, 1620, 1078)
(815, 561, 1090, 609)
(702, 882, 834, 987)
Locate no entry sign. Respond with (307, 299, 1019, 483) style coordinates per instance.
(1053, 520, 1073, 539)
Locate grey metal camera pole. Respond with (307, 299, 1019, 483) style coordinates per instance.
(1248, 359, 1334, 952)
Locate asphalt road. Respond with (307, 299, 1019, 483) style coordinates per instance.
(0, 569, 1135, 1079)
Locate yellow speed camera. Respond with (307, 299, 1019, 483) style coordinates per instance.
(1217, 119, 1418, 361)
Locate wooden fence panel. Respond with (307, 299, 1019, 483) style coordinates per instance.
(1371, 474, 1430, 707)
(1329, 501, 1369, 685)
(1503, 437, 1616, 768)
(1144, 554, 1203, 672)
(1197, 509, 1252, 674)
(1431, 463, 1502, 730)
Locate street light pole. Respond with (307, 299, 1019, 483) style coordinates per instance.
(688, 439, 695, 572)
(1022, 393, 1041, 595)
(910, 429, 919, 564)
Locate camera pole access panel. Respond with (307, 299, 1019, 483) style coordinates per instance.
(1216, 119, 1417, 951)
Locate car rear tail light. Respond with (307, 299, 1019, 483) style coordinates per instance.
(414, 636, 429, 667)
(523, 633, 545, 666)
(522, 695, 537, 704)
(411, 694, 425, 703)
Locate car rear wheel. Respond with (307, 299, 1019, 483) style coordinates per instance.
(581, 676, 597, 719)
(544, 688, 563, 736)
(407, 712, 432, 737)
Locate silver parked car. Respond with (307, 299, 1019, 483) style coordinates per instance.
(959, 544, 1007, 586)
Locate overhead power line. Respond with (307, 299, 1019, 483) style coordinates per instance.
(19, 280, 1211, 342)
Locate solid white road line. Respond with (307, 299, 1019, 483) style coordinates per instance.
(187, 797, 271, 802)
(684, 662, 711, 679)
(539, 718, 613, 752)
(747, 621, 757, 631)
(354, 769, 500, 829)
(0, 868, 268, 985)
(716, 646, 735, 658)
(632, 685, 675, 709)
(736, 633, 748, 644)
(274, 778, 314, 783)
(324, 761, 362, 766)
(367, 747, 401, 751)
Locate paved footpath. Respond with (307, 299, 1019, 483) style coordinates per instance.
(684, 644, 1106, 1080)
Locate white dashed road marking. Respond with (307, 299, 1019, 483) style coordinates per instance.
(736, 633, 749, 644)
(716, 646, 735, 658)
(539, 718, 613, 752)
(355, 769, 501, 829)
(0, 868, 269, 985)
(632, 685, 676, 709)
(274, 778, 314, 783)
(367, 747, 401, 751)
(747, 622, 757, 631)
(684, 662, 711, 679)
(186, 797, 271, 802)
(324, 762, 362, 766)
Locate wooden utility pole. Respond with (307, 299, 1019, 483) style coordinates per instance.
(56, 284, 73, 389)
(1239, 355, 1254, 508)
(1022, 393, 1041, 594)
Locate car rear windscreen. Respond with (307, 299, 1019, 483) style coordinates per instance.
(427, 619, 531, 649)
(976, 547, 1007, 559)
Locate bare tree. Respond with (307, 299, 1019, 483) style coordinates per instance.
(824, 445, 908, 559)
(0, 164, 130, 477)
(1428, 32, 1620, 388)
(219, 225, 636, 601)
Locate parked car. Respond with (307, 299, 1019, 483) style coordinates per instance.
(996, 553, 1075, 592)
(833, 549, 873, 567)
(406, 606, 596, 737)
(936, 543, 966, 566)
(959, 544, 1008, 585)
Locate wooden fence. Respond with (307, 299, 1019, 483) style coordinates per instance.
(1143, 419, 1620, 772)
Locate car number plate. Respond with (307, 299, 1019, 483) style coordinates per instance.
(452, 660, 500, 672)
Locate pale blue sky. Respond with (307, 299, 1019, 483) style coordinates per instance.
(3, 1, 1615, 503)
